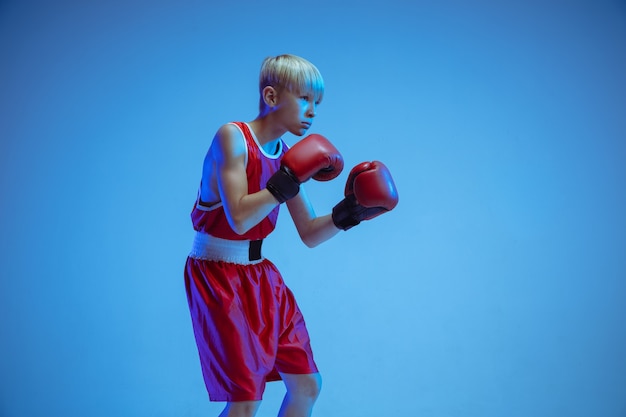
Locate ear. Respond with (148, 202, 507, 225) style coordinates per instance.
(262, 86, 279, 107)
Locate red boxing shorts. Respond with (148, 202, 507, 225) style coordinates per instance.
(184, 255, 318, 402)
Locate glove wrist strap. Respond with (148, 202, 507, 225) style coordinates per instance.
(332, 197, 361, 231)
(266, 167, 300, 204)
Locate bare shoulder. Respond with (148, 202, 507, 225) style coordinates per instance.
(201, 124, 246, 204)
(211, 123, 246, 163)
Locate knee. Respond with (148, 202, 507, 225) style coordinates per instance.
(287, 373, 322, 401)
(304, 373, 322, 400)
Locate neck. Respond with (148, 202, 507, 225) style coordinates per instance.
(248, 116, 285, 145)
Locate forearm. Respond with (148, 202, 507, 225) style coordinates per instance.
(225, 189, 279, 235)
(298, 213, 340, 248)
(287, 191, 340, 247)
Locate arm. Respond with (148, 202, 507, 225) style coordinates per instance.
(213, 124, 279, 235)
(331, 161, 399, 230)
(287, 186, 340, 248)
(287, 160, 399, 247)
(213, 128, 343, 237)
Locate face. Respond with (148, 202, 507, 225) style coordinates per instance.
(275, 90, 319, 136)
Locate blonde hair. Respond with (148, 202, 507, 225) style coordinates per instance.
(259, 54, 324, 110)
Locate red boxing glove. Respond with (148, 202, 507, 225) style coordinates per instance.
(332, 161, 399, 230)
(283, 134, 344, 181)
(267, 134, 343, 203)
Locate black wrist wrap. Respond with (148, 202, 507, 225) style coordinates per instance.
(331, 196, 361, 231)
(266, 167, 300, 204)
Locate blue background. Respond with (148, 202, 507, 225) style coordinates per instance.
(1, 1, 625, 416)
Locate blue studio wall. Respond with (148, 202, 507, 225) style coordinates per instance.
(1, 1, 625, 416)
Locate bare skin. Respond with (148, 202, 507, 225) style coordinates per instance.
(202, 86, 337, 416)
(277, 373, 322, 417)
(218, 373, 321, 417)
(200, 86, 339, 247)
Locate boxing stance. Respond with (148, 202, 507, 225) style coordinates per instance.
(184, 54, 398, 417)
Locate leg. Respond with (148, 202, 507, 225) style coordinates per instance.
(277, 373, 322, 417)
(218, 401, 261, 417)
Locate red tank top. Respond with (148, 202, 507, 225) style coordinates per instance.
(190, 122, 287, 240)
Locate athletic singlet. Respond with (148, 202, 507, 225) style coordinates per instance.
(190, 122, 287, 241)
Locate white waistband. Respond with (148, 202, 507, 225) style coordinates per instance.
(189, 232, 264, 265)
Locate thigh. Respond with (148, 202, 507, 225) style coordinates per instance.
(185, 259, 276, 401)
(274, 287, 319, 375)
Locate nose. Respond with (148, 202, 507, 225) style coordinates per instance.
(306, 101, 316, 118)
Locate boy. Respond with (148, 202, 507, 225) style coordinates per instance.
(184, 54, 398, 417)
